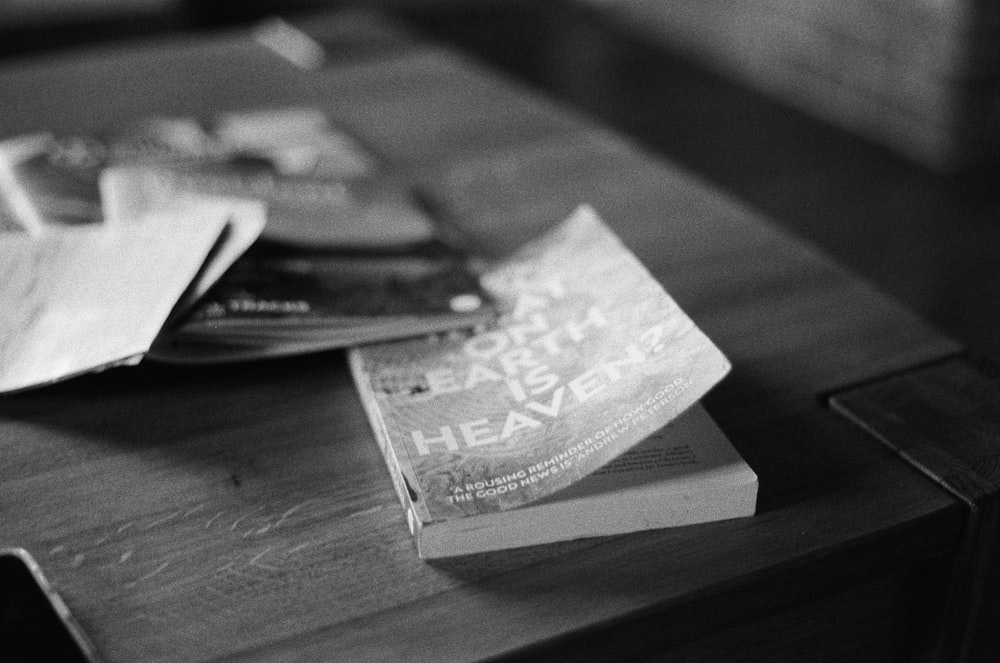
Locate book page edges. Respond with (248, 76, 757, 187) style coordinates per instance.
(418, 470, 756, 558)
(415, 406, 757, 558)
(347, 349, 434, 536)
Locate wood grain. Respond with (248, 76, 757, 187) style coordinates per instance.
(0, 10, 978, 662)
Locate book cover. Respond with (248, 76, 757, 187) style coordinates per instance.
(148, 244, 497, 364)
(349, 206, 753, 557)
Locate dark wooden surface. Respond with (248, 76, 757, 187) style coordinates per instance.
(832, 356, 1000, 662)
(0, 10, 980, 662)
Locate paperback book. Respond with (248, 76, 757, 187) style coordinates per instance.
(349, 206, 757, 558)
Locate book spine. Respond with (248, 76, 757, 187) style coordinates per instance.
(346, 349, 431, 539)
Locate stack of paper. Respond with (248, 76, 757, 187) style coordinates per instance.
(0, 200, 264, 394)
(0, 108, 495, 392)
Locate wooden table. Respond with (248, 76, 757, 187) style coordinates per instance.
(1, 10, 997, 662)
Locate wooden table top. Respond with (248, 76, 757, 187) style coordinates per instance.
(0, 10, 972, 663)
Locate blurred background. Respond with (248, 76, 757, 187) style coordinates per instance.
(3, 0, 998, 359)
